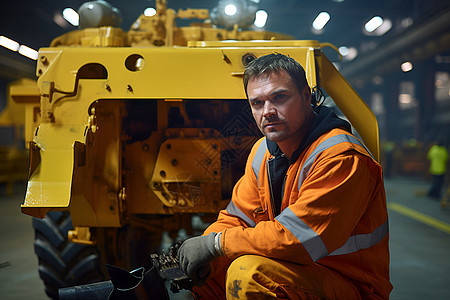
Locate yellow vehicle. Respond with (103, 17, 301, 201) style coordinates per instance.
(14, 0, 379, 298)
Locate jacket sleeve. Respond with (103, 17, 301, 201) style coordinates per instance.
(221, 150, 382, 264)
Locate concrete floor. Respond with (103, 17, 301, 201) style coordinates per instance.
(0, 177, 449, 299)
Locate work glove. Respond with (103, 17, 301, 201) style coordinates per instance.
(178, 232, 221, 286)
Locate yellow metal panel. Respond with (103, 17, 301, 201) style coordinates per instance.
(0, 79, 37, 127)
(21, 123, 85, 213)
(150, 135, 222, 210)
(305, 48, 317, 92)
(35, 44, 319, 101)
(318, 54, 380, 161)
(188, 40, 321, 48)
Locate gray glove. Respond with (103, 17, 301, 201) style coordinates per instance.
(178, 232, 220, 286)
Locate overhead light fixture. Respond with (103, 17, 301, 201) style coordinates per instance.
(224, 4, 238, 16)
(398, 94, 412, 104)
(53, 12, 69, 28)
(374, 19, 392, 36)
(363, 17, 391, 36)
(254, 10, 268, 28)
(18, 45, 38, 60)
(338, 46, 349, 56)
(63, 8, 79, 26)
(401, 17, 413, 29)
(144, 7, 157, 17)
(365, 16, 383, 33)
(401, 61, 413, 72)
(338, 46, 358, 61)
(0, 35, 38, 60)
(312, 12, 330, 30)
(0, 36, 20, 51)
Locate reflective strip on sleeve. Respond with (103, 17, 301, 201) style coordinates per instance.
(252, 138, 267, 186)
(275, 207, 328, 262)
(226, 200, 256, 228)
(276, 207, 389, 260)
(298, 134, 374, 190)
(329, 220, 389, 256)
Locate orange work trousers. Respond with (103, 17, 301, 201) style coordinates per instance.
(193, 255, 361, 299)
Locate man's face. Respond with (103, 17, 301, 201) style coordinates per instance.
(247, 70, 312, 145)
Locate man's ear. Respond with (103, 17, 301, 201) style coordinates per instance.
(303, 85, 313, 106)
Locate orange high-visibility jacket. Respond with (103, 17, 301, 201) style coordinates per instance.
(205, 128, 392, 299)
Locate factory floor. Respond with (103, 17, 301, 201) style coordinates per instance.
(0, 176, 449, 300)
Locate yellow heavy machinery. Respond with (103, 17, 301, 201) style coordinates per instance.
(14, 0, 380, 298)
(0, 79, 34, 195)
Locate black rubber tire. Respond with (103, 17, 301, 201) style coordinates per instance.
(32, 211, 106, 299)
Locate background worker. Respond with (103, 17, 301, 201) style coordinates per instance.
(427, 138, 448, 199)
(178, 53, 392, 299)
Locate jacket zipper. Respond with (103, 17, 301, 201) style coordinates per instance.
(281, 174, 287, 211)
(266, 158, 277, 218)
(280, 154, 287, 213)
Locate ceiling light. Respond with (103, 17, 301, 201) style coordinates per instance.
(374, 19, 392, 36)
(401, 62, 413, 72)
(224, 4, 237, 16)
(144, 7, 156, 17)
(0, 36, 20, 51)
(63, 8, 79, 26)
(254, 10, 268, 28)
(401, 17, 413, 29)
(365, 16, 383, 33)
(53, 12, 69, 28)
(312, 12, 330, 30)
(18, 45, 38, 60)
(399, 94, 412, 104)
(338, 46, 349, 56)
(343, 47, 358, 61)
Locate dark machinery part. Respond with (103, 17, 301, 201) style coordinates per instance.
(59, 243, 192, 299)
(58, 281, 114, 300)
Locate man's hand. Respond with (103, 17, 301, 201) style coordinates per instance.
(178, 232, 220, 286)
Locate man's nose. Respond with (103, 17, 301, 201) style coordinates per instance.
(262, 101, 276, 117)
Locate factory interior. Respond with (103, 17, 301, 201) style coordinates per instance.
(0, 0, 449, 299)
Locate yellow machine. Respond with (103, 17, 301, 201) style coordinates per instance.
(14, 0, 379, 298)
(0, 79, 34, 195)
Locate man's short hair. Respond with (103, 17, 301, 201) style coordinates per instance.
(243, 53, 309, 96)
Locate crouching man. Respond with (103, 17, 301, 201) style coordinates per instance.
(179, 53, 392, 299)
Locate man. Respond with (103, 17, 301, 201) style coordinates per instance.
(427, 138, 448, 199)
(179, 53, 392, 299)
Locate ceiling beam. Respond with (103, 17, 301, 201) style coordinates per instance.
(341, 9, 450, 82)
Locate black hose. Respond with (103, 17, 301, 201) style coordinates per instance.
(58, 281, 114, 300)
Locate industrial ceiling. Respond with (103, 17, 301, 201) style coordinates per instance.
(0, 0, 449, 82)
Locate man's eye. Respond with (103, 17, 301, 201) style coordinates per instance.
(273, 94, 286, 101)
(251, 100, 263, 107)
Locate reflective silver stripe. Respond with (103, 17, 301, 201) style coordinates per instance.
(252, 138, 267, 186)
(329, 220, 389, 256)
(276, 207, 389, 260)
(226, 200, 256, 227)
(298, 134, 374, 190)
(275, 207, 328, 262)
